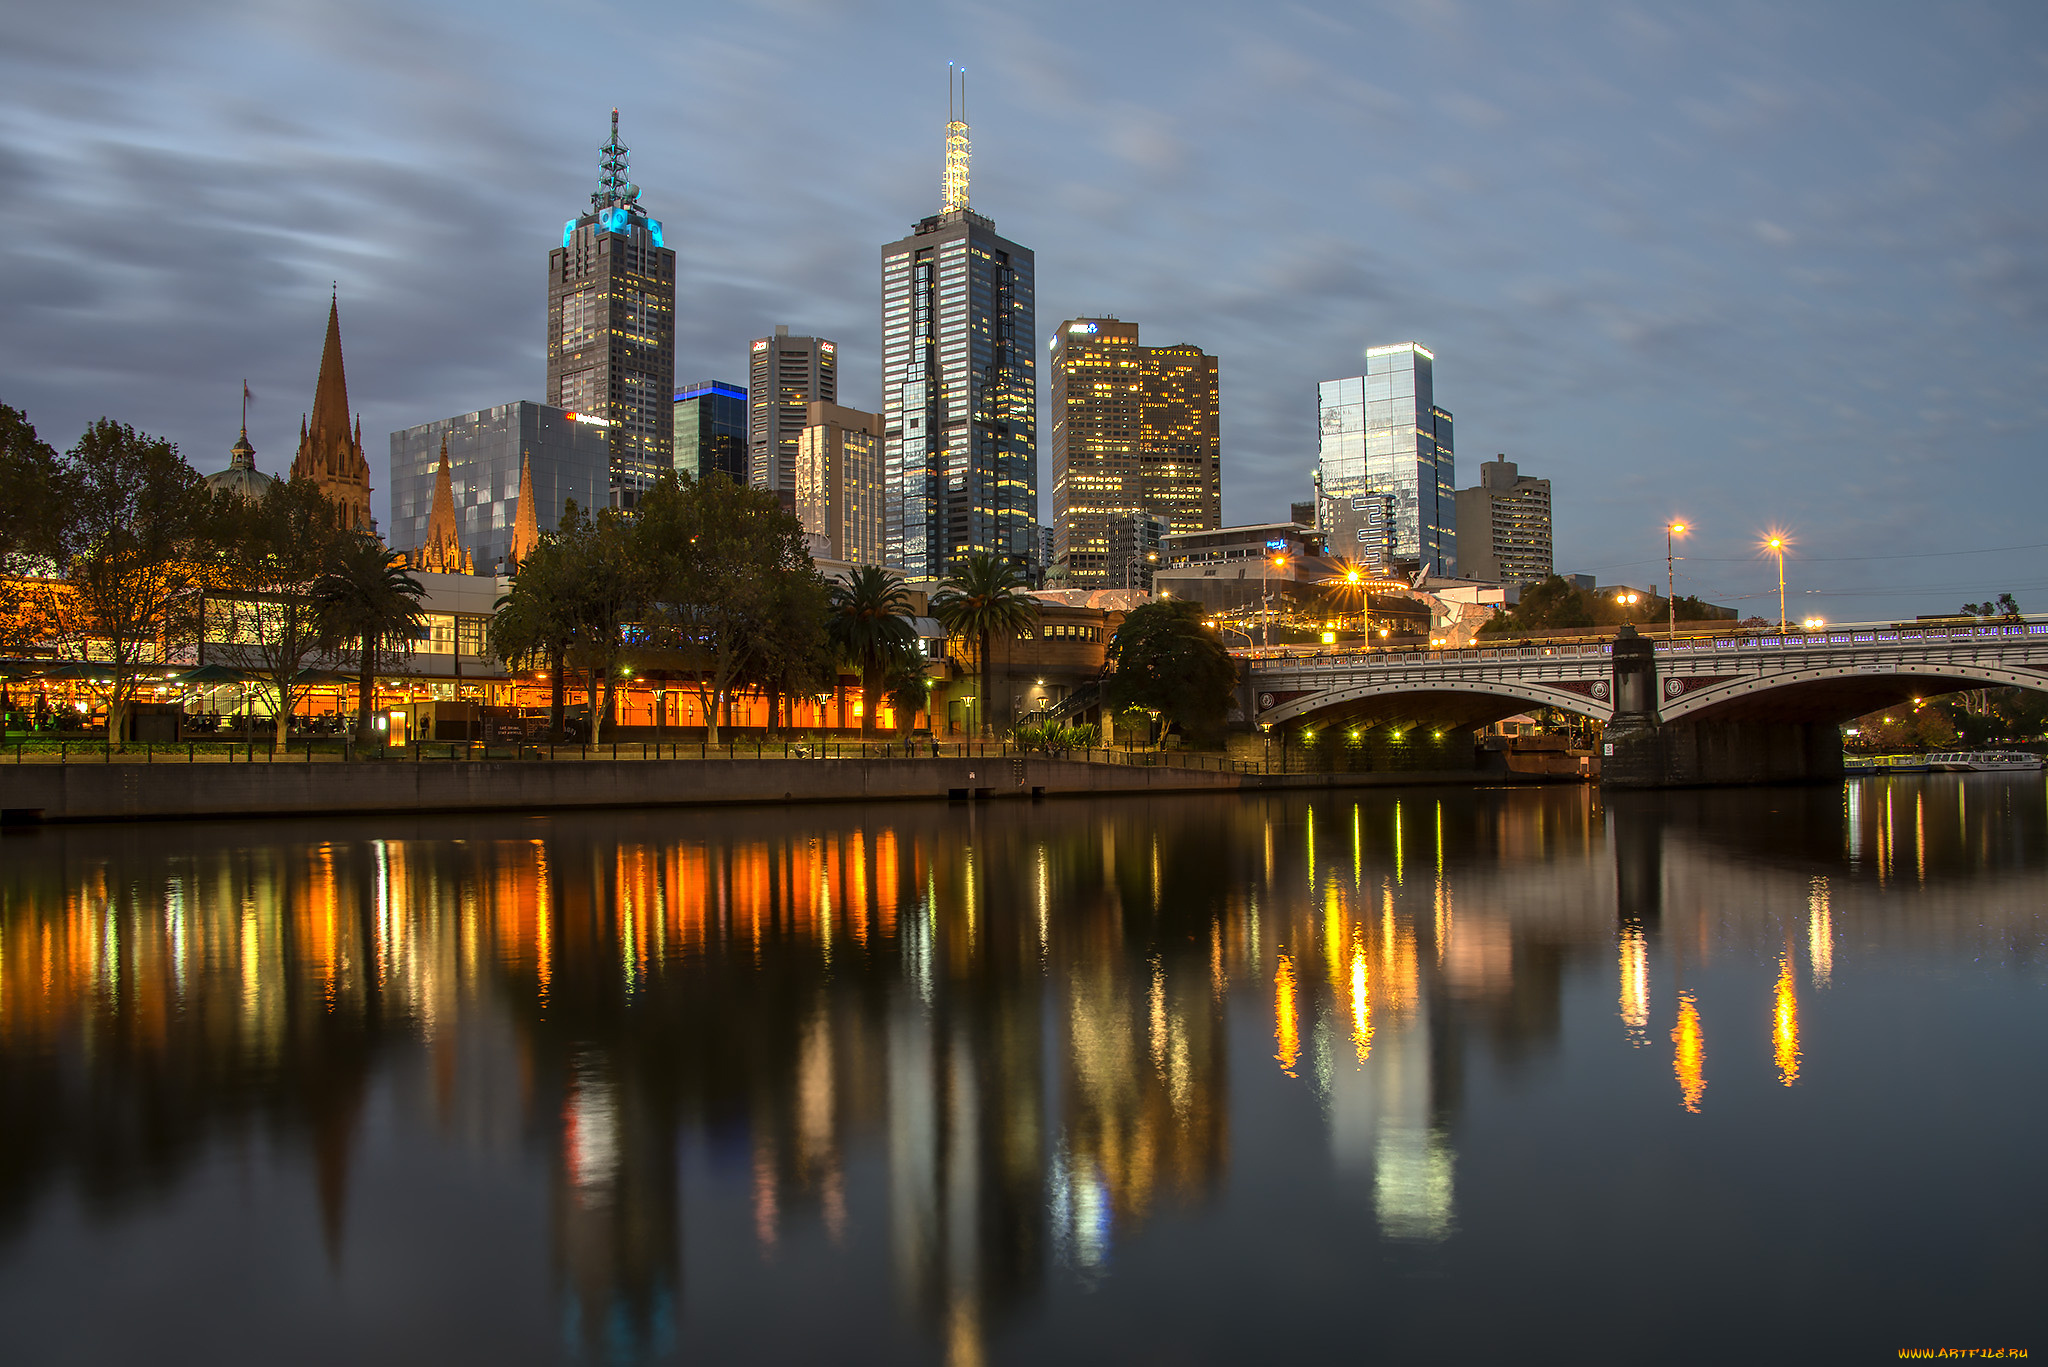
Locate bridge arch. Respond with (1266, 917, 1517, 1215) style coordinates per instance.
(1659, 661, 2048, 724)
(1260, 677, 1610, 728)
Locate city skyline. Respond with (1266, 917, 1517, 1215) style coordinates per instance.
(1, 1, 2043, 620)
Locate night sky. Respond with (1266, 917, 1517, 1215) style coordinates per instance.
(3, 0, 2043, 621)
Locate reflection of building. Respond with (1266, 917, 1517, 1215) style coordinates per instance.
(881, 78, 1036, 580)
(1454, 456, 1552, 585)
(547, 111, 677, 507)
(749, 330, 837, 512)
(673, 380, 747, 484)
(1318, 344, 1455, 576)
(1048, 318, 1220, 588)
(796, 402, 885, 564)
(290, 294, 375, 533)
(409, 437, 476, 575)
(389, 403, 610, 575)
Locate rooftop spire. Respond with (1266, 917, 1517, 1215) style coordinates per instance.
(592, 107, 636, 213)
(942, 63, 970, 214)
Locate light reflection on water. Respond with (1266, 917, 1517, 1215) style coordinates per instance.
(1, 775, 2044, 1364)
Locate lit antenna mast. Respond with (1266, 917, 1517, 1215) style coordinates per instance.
(943, 63, 971, 213)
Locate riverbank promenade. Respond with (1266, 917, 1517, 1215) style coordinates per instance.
(0, 740, 1573, 824)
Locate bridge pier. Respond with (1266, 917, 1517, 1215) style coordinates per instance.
(1600, 625, 1844, 789)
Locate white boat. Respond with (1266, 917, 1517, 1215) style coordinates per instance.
(1924, 751, 2046, 773)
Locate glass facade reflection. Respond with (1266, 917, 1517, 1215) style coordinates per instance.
(389, 402, 611, 576)
(1319, 343, 1456, 576)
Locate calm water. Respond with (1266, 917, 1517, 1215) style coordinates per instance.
(1, 779, 2044, 1365)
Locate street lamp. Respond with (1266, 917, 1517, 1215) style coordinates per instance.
(1262, 551, 1289, 647)
(1666, 521, 1688, 639)
(1763, 533, 1788, 632)
(1614, 591, 1641, 624)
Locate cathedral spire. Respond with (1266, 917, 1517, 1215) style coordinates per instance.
(292, 293, 375, 534)
(418, 433, 473, 574)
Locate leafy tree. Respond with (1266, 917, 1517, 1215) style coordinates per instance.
(488, 535, 578, 742)
(931, 553, 1038, 737)
(313, 534, 427, 746)
(1478, 576, 1597, 634)
(552, 501, 645, 745)
(635, 472, 818, 745)
(1962, 593, 2022, 623)
(43, 419, 212, 744)
(827, 565, 917, 737)
(747, 567, 834, 732)
(210, 478, 343, 746)
(0, 405, 63, 653)
(1104, 598, 1238, 749)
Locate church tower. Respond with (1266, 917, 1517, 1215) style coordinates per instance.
(292, 292, 376, 534)
(413, 435, 476, 575)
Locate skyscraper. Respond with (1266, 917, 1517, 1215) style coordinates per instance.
(880, 68, 1036, 581)
(547, 110, 676, 509)
(1317, 343, 1455, 578)
(291, 294, 375, 534)
(1454, 456, 1553, 584)
(795, 402, 885, 564)
(674, 380, 747, 484)
(1049, 317, 1220, 588)
(748, 329, 836, 511)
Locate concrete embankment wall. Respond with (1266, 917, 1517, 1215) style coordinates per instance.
(0, 757, 1571, 824)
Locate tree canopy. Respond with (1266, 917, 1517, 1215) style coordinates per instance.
(1104, 599, 1238, 748)
(931, 553, 1037, 736)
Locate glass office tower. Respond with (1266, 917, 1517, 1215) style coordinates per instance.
(1317, 343, 1455, 577)
(674, 380, 747, 484)
(390, 402, 611, 576)
(879, 88, 1035, 581)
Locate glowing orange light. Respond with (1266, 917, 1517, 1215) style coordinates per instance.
(1773, 951, 1801, 1087)
(1274, 954, 1300, 1076)
(1673, 990, 1706, 1113)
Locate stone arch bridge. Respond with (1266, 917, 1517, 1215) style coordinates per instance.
(1244, 620, 2048, 787)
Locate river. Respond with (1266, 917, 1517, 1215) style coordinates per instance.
(1, 777, 2042, 1364)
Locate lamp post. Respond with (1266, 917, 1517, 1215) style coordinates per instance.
(1766, 535, 1787, 632)
(1666, 521, 1687, 639)
(1263, 551, 1288, 647)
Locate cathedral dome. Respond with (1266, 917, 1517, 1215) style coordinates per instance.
(205, 428, 278, 502)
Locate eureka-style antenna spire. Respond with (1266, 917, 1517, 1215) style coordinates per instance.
(593, 107, 633, 212)
(942, 63, 971, 214)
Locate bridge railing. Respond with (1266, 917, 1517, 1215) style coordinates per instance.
(1249, 618, 2046, 675)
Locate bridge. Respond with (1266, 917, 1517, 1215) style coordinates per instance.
(1242, 619, 2048, 787)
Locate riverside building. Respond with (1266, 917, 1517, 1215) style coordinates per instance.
(546, 110, 676, 508)
(749, 329, 837, 512)
(1317, 343, 1456, 577)
(1454, 456, 1553, 584)
(1049, 317, 1220, 589)
(880, 68, 1036, 581)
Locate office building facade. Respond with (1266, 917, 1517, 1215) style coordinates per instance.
(674, 380, 747, 484)
(389, 402, 611, 577)
(547, 110, 676, 508)
(1317, 343, 1455, 577)
(1454, 456, 1553, 584)
(748, 329, 837, 510)
(795, 402, 885, 564)
(1049, 318, 1220, 589)
(880, 86, 1036, 581)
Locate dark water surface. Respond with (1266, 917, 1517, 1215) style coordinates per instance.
(2, 779, 2044, 1365)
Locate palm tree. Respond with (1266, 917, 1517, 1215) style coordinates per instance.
(312, 534, 426, 746)
(930, 553, 1038, 738)
(827, 565, 917, 737)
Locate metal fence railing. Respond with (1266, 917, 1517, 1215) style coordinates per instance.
(3, 737, 1257, 774)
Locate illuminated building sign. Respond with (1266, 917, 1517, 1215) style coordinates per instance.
(563, 412, 612, 428)
(1068, 322, 1098, 335)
